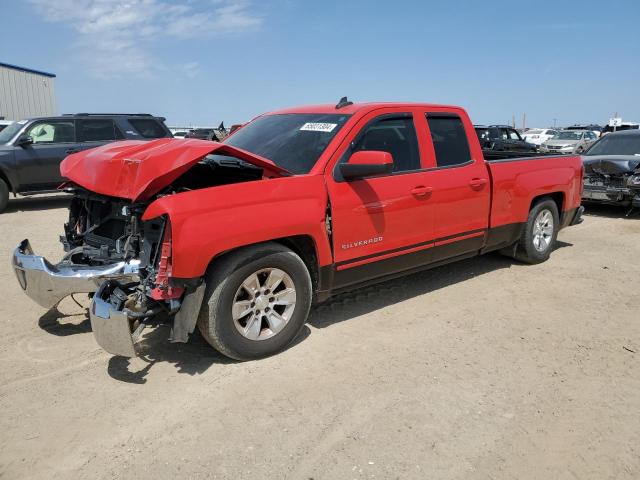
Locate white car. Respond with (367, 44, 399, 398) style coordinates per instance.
(0, 120, 14, 133)
(521, 128, 558, 146)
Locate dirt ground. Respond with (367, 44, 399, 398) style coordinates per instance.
(0, 194, 638, 480)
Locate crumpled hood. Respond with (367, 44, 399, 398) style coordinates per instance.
(60, 138, 289, 201)
(583, 155, 640, 175)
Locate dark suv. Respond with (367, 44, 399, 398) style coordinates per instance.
(474, 125, 538, 157)
(0, 113, 172, 212)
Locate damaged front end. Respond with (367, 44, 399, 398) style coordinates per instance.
(582, 156, 640, 208)
(13, 139, 283, 357)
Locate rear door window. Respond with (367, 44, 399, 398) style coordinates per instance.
(77, 119, 123, 142)
(128, 118, 168, 138)
(426, 115, 472, 168)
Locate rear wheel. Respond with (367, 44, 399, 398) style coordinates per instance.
(197, 243, 312, 361)
(0, 179, 9, 213)
(515, 199, 559, 264)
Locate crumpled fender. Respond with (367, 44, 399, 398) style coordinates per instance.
(141, 174, 333, 278)
(60, 138, 289, 201)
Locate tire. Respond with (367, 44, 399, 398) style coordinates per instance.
(197, 242, 312, 361)
(515, 198, 560, 264)
(0, 178, 9, 213)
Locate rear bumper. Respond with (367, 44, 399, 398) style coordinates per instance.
(89, 281, 143, 357)
(12, 239, 140, 309)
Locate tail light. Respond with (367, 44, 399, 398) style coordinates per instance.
(150, 218, 184, 300)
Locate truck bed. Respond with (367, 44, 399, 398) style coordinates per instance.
(486, 154, 583, 229)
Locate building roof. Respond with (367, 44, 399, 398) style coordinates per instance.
(0, 62, 56, 78)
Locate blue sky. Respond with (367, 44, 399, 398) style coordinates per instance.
(1, 0, 639, 127)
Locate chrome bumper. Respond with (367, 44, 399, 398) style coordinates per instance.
(90, 282, 143, 357)
(12, 239, 140, 310)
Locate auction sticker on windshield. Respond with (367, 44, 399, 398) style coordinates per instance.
(300, 123, 338, 132)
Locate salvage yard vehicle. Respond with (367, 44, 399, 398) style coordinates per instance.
(521, 128, 559, 146)
(12, 100, 585, 360)
(0, 113, 172, 213)
(540, 129, 598, 154)
(582, 129, 640, 209)
(474, 125, 539, 160)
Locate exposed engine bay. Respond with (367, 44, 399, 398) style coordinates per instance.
(582, 157, 640, 211)
(58, 154, 265, 330)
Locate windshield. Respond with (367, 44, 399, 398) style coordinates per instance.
(223, 113, 351, 174)
(585, 134, 640, 156)
(554, 131, 582, 140)
(0, 121, 24, 144)
(524, 129, 542, 135)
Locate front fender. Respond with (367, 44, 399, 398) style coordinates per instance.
(0, 150, 18, 192)
(142, 175, 332, 278)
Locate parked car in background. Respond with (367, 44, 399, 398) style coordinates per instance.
(601, 122, 639, 136)
(540, 130, 598, 154)
(521, 128, 559, 146)
(185, 128, 216, 140)
(582, 129, 640, 208)
(12, 101, 584, 360)
(0, 120, 13, 132)
(474, 125, 538, 157)
(172, 131, 188, 138)
(186, 124, 229, 142)
(566, 124, 603, 137)
(0, 113, 172, 213)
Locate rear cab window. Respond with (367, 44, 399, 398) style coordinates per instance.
(425, 114, 472, 168)
(128, 118, 170, 138)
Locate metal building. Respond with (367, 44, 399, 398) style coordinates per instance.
(0, 62, 57, 121)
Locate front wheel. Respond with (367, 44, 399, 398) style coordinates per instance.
(197, 243, 312, 361)
(515, 199, 560, 264)
(0, 178, 9, 213)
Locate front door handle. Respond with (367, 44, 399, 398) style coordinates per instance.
(469, 178, 488, 190)
(411, 186, 433, 198)
(65, 148, 81, 154)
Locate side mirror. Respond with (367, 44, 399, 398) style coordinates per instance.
(339, 150, 393, 180)
(15, 134, 33, 147)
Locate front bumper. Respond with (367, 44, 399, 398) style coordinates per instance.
(90, 281, 144, 357)
(582, 184, 640, 205)
(12, 239, 140, 309)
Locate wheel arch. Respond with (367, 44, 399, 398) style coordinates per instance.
(0, 168, 15, 194)
(529, 191, 564, 216)
(205, 235, 322, 294)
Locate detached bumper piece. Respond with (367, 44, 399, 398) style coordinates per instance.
(90, 281, 147, 357)
(12, 239, 140, 309)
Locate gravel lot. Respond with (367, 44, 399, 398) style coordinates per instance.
(1, 195, 638, 480)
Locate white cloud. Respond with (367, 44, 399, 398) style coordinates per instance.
(30, 0, 261, 77)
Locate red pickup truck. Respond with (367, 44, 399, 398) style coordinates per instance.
(13, 101, 584, 360)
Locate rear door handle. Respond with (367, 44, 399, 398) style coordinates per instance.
(411, 186, 433, 197)
(469, 178, 488, 189)
(65, 148, 81, 154)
